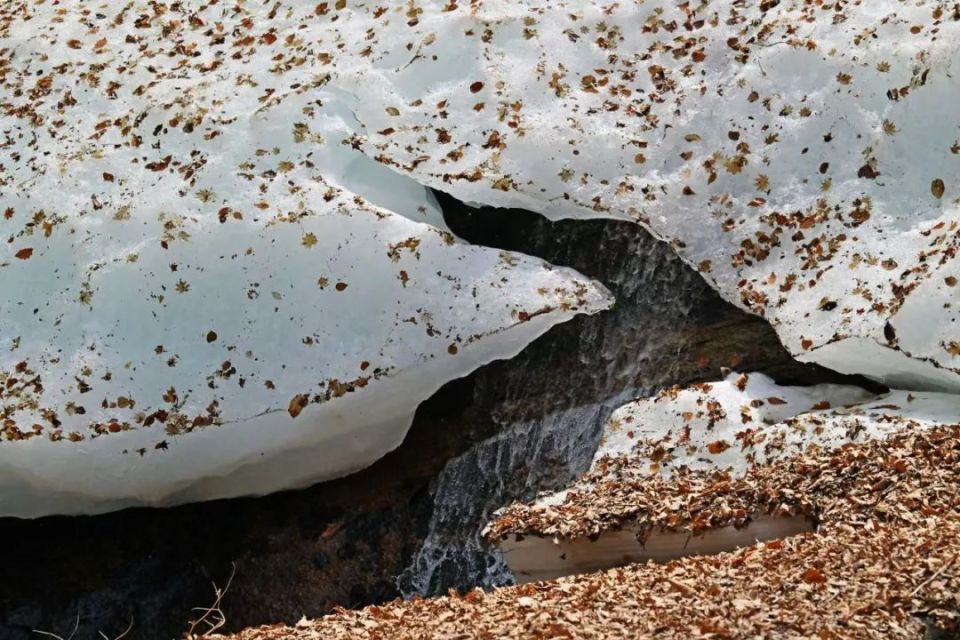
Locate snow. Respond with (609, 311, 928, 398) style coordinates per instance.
(488, 373, 960, 582)
(328, 0, 960, 389)
(500, 515, 813, 584)
(0, 209, 609, 517)
(596, 373, 865, 474)
(592, 372, 953, 477)
(2, 0, 958, 516)
(0, 3, 611, 517)
(522, 372, 960, 511)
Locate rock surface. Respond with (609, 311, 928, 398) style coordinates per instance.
(396, 196, 874, 598)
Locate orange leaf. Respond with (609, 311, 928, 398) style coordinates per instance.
(321, 520, 343, 539)
(707, 440, 730, 454)
(288, 394, 310, 419)
(801, 567, 827, 584)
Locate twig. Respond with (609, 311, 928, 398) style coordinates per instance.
(665, 576, 698, 597)
(99, 617, 135, 640)
(909, 554, 957, 597)
(33, 613, 80, 640)
(398, 44, 425, 71)
(186, 562, 237, 638)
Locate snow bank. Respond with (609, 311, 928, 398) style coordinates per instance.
(0, 3, 611, 517)
(500, 515, 813, 584)
(488, 374, 960, 576)
(487, 373, 960, 581)
(3, 0, 957, 516)
(593, 372, 952, 476)
(329, 0, 960, 389)
(528, 371, 960, 513)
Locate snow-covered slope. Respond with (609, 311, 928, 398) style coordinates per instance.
(0, 3, 611, 517)
(592, 372, 950, 476)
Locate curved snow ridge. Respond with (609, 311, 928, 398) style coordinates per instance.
(592, 372, 948, 477)
(0, 2, 612, 516)
(0, 207, 610, 516)
(327, 0, 960, 389)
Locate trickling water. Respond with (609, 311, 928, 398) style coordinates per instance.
(399, 388, 643, 596)
(398, 193, 812, 596)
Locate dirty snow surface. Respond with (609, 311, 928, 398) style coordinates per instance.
(1, 0, 958, 516)
(0, 1, 611, 517)
(336, 0, 960, 390)
(596, 371, 960, 479)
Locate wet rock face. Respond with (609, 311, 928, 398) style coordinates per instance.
(0, 196, 841, 639)
(398, 193, 857, 597)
